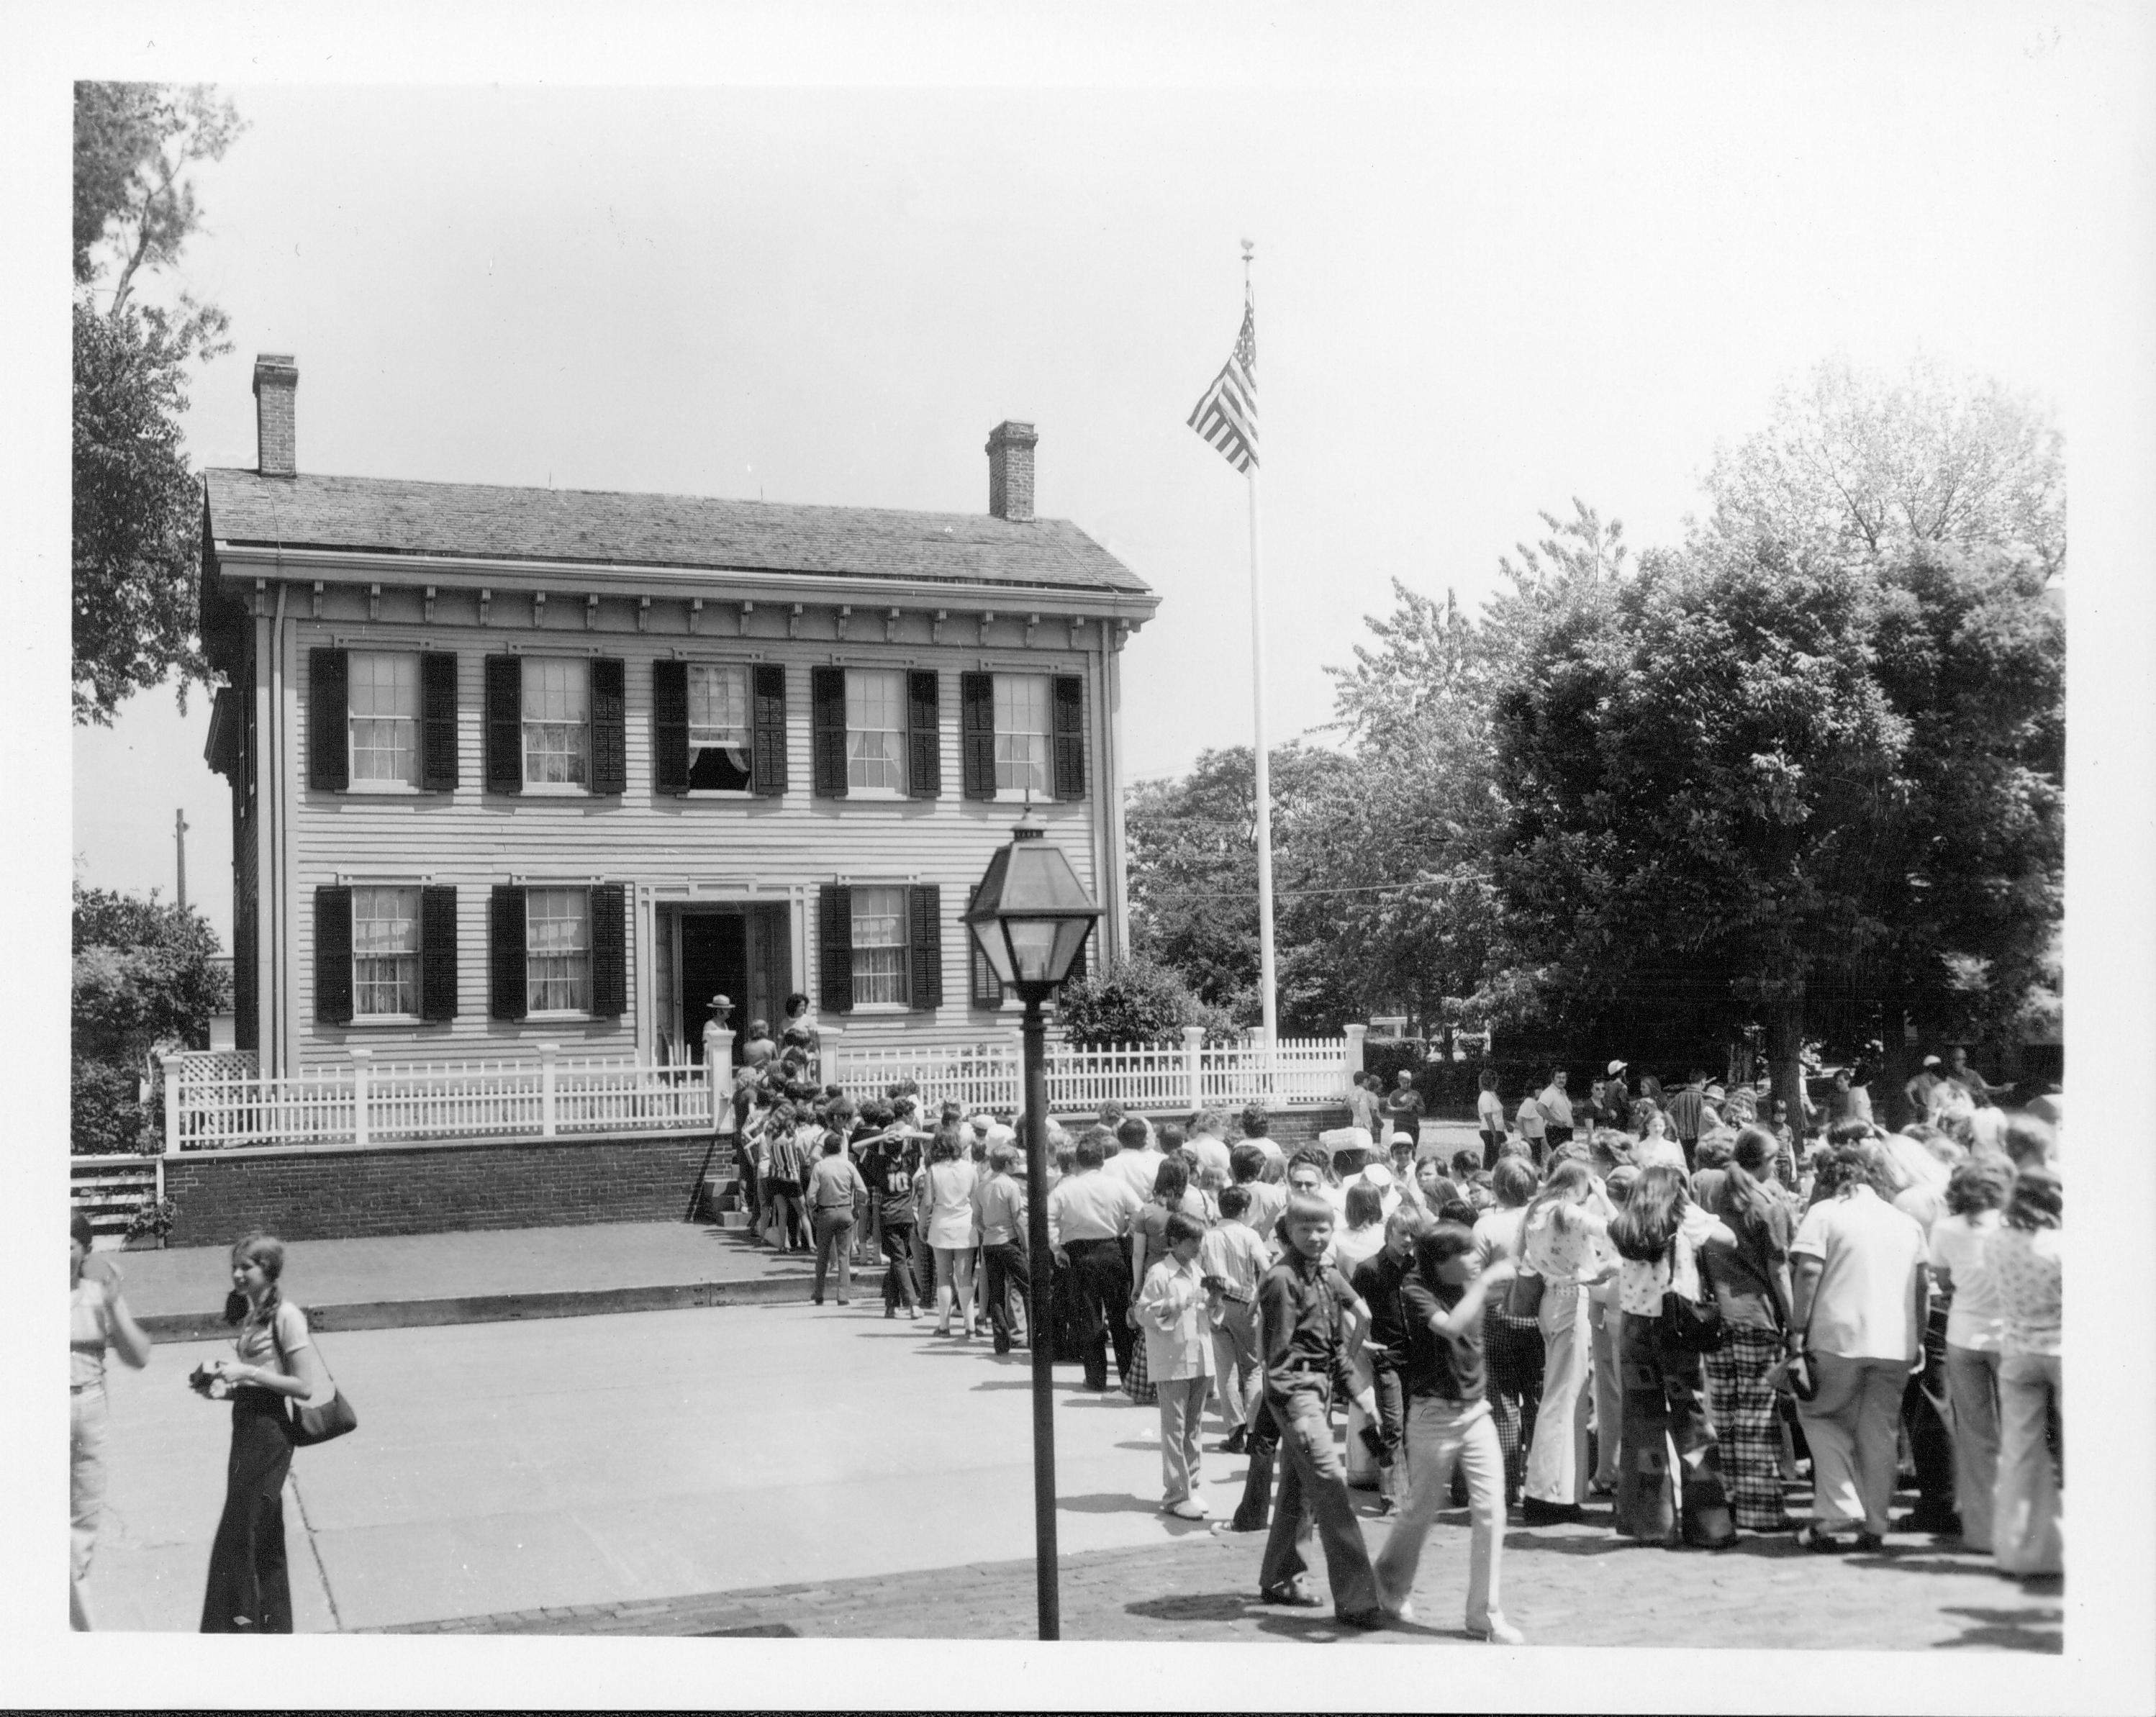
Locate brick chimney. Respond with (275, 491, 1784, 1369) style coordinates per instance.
(253, 354, 299, 477)
(986, 420, 1037, 522)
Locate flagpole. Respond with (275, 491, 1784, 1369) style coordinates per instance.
(1242, 240, 1278, 1047)
(1249, 455, 1278, 1047)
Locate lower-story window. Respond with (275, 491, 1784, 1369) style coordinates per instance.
(527, 887, 591, 1012)
(850, 885, 910, 1007)
(352, 886, 421, 1017)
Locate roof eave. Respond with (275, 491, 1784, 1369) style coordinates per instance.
(209, 540, 1161, 624)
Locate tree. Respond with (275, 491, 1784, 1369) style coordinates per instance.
(1700, 354, 2065, 579)
(71, 884, 232, 1151)
(73, 82, 244, 725)
(1482, 528, 2062, 1113)
(1123, 741, 1336, 1023)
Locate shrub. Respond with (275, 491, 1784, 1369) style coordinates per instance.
(1055, 953, 1238, 1048)
(72, 1057, 153, 1155)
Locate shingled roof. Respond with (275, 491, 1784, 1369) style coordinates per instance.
(203, 469, 1151, 598)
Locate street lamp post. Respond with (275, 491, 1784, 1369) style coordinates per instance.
(963, 808, 1102, 1643)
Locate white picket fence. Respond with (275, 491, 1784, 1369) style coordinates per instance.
(166, 1048, 720, 1151)
(163, 1028, 1359, 1153)
(829, 1029, 1354, 1118)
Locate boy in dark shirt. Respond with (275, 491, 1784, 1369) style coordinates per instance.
(1372, 1220, 1524, 1643)
(860, 1112, 923, 1318)
(1254, 1192, 1385, 1626)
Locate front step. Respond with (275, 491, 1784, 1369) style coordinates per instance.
(71, 1155, 158, 1249)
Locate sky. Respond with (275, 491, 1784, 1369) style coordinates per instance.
(59, 9, 2121, 951)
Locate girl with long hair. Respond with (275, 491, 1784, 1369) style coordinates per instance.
(1928, 1156, 2013, 1553)
(1696, 1125, 1799, 1532)
(194, 1233, 322, 1631)
(921, 1126, 981, 1338)
(1472, 1155, 1544, 1509)
(1608, 1165, 1738, 1548)
(1518, 1159, 1615, 1524)
(1985, 1165, 2062, 1578)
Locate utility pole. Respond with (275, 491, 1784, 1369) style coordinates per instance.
(175, 808, 189, 913)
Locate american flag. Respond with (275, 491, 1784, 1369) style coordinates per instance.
(1187, 291, 1257, 473)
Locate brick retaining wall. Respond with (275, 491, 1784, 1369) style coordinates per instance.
(160, 1103, 1352, 1246)
(163, 1133, 733, 1246)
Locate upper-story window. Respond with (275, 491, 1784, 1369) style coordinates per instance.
(960, 671, 1084, 803)
(994, 674, 1051, 797)
(309, 648, 456, 794)
(352, 885, 421, 1017)
(349, 651, 421, 787)
(846, 669, 907, 792)
(687, 663, 754, 792)
(526, 886, 591, 1012)
(522, 658, 589, 787)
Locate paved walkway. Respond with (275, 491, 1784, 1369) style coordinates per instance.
(113, 1220, 821, 1338)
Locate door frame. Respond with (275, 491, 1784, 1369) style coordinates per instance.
(635, 882, 808, 1063)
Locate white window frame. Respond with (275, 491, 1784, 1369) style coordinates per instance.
(526, 886, 593, 1016)
(846, 667, 909, 799)
(686, 661, 756, 797)
(992, 672, 1052, 802)
(348, 650, 421, 793)
(521, 657, 591, 794)
(848, 884, 911, 1011)
(351, 885, 422, 1021)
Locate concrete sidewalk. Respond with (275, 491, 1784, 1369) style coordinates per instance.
(107, 1117, 1486, 1342)
(112, 1219, 823, 1340)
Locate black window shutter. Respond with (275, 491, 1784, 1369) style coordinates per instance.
(906, 670, 941, 799)
(489, 884, 528, 1020)
(971, 941, 1005, 1009)
(420, 653, 459, 792)
(1051, 674, 1085, 801)
(908, 884, 943, 1010)
(751, 663, 789, 797)
(590, 658, 626, 795)
(651, 659, 690, 795)
(818, 883, 853, 1014)
(420, 885, 458, 1021)
(314, 885, 353, 1023)
(961, 671, 996, 799)
(810, 666, 848, 797)
(589, 882, 627, 1016)
(484, 656, 523, 794)
(308, 648, 348, 792)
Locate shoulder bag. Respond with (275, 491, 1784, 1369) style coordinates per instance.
(271, 1310, 360, 1447)
(1659, 1234, 1725, 1354)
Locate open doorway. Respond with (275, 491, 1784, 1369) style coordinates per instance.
(659, 902, 792, 1068)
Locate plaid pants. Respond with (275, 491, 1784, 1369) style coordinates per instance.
(1703, 1323, 1792, 1530)
(1483, 1301, 1546, 1503)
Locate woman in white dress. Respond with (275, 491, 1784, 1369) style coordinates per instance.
(920, 1126, 982, 1338)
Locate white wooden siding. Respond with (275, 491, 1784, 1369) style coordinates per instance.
(283, 600, 1108, 1069)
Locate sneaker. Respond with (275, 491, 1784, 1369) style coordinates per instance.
(1385, 1597, 1418, 1623)
(1260, 1579, 1321, 1608)
(907, 1305, 920, 1320)
(1169, 1498, 1210, 1520)
(1467, 1616, 1526, 1645)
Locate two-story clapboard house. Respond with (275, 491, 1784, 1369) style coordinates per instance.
(199, 354, 1159, 1080)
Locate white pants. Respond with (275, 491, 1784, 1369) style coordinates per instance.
(1374, 1396, 1505, 1629)
(1527, 1283, 1589, 1504)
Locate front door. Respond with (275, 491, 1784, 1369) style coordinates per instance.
(680, 912, 748, 1066)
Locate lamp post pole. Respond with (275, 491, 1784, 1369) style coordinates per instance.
(1020, 994, 1060, 1640)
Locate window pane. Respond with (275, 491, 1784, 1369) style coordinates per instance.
(687, 663, 753, 789)
(846, 669, 906, 790)
(850, 884, 909, 1007)
(522, 658, 589, 784)
(348, 651, 420, 784)
(526, 887, 592, 1012)
(352, 885, 420, 1015)
(993, 674, 1051, 793)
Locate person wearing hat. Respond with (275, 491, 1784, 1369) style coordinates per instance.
(1904, 1056, 1947, 1125)
(1603, 1061, 1631, 1118)
(701, 994, 736, 1072)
